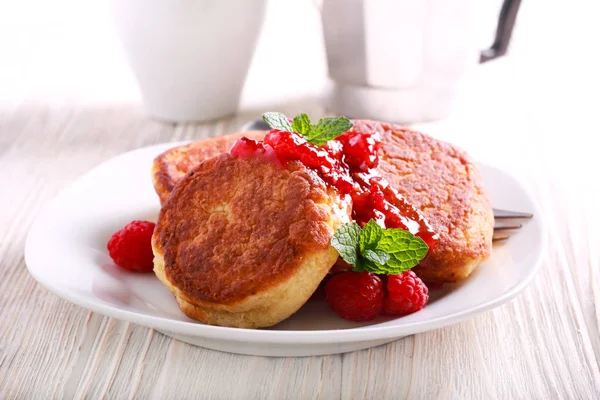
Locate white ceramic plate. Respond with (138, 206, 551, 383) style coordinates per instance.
(25, 142, 544, 357)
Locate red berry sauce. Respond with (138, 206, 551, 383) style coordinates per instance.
(229, 137, 278, 162)
(230, 129, 438, 249)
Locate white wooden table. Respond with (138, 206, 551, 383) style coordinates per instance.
(1, 0, 600, 398)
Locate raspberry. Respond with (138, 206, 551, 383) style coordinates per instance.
(107, 220, 156, 272)
(265, 130, 335, 170)
(325, 272, 383, 321)
(336, 131, 381, 171)
(383, 271, 429, 316)
(230, 137, 266, 158)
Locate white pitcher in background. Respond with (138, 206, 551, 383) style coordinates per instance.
(322, 0, 521, 123)
(111, 0, 266, 122)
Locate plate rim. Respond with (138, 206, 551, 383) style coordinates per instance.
(24, 141, 546, 344)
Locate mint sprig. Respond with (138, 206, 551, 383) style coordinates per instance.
(330, 222, 362, 268)
(305, 116, 353, 145)
(331, 220, 429, 274)
(291, 113, 311, 135)
(262, 112, 292, 132)
(262, 112, 353, 146)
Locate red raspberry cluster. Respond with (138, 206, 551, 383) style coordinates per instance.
(325, 270, 429, 321)
(107, 220, 156, 272)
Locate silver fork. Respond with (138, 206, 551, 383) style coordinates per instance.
(241, 119, 533, 240)
(492, 208, 533, 241)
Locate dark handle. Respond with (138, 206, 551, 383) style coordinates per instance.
(480, 0, 522, 63)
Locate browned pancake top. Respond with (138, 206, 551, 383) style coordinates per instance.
(154, 153, 340, 304)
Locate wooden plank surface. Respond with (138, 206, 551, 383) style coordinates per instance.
(0, 100, 599, 399)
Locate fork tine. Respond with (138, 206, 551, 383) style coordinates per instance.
(493, 223, 523, 231)
(492, 210, 531, 242)
(493, 208, 533, 219)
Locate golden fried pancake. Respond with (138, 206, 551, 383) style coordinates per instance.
(152, 121, 493, 284)
(152, 153, 351, 328)
(352, 120, 494, 283)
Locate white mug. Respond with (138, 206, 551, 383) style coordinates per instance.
(322, 0, 521, 123)
(111, 0, 266, 122)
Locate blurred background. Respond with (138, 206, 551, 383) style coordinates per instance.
(0, 0, 598, 170)
(1, 0, 597, 115)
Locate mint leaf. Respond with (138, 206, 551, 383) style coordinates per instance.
(351, 261, 365, 272)
(377, 229, 429, 273)
(331, 219, 430, 275)
(359, 258, 388, 274)
(330, 222, 362, 267)
(262, 112, 352, 146)
(362, 248, 390, 266)
(353, 257, 374, 273)
(306, 117, 353, 146)
(262, 112, 292, 132)
(359, 219, 383, 251)
(291, 113, 312, 136)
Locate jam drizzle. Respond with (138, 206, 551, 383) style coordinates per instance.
(230, 129, 438, 250)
